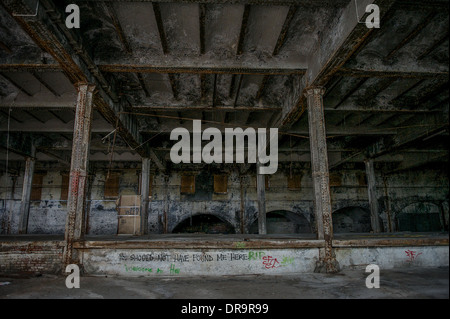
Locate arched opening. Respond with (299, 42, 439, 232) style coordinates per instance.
(172, 214, 235, 234)
(249, 210, 312, 234)
(397, 202, 443, 232)
(332, 206, 372, 233)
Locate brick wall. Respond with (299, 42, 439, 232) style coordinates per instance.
(0, 241, 64, 275)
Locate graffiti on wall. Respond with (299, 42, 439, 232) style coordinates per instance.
(118, 251, 296, 275)
(405, 250, 422, 262)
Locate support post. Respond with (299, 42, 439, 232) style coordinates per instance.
(365, 159, 383, 233)
(306, 87, 339, 273)
(140, 158, 151, 235)
(239, 176, 246, 234)
(256, 162, 267, 235)
(18, 145, 36, 234)
(63, 83, 95, 268)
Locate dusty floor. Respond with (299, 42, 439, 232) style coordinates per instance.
(0, 266, 448, 299)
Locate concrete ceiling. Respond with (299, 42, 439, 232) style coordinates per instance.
(0, 0, 448, 173)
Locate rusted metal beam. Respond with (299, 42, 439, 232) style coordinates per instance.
(233, 74, 244, 107)
(199, 3, 206, 55)
(200, 74, 207, 100)
(152, 2, 169, 54)
(385, 11, 438, 60)
(359, 77, 398, 102)
(76, 0, 351, 6)
(336, 68, 448, 79)
(306, 87, 339, 273)
(130, 105, 282, 112)
(272, 5, 297, 56)
(168, 74, 178, 100)
(237, 5, 250, 55)
(333, 78, 368, 109)
(136, 73, 150, 97)
(98, 64, 304, 75)
(255, 75, 269, 101)
(73, 238, 326, 250)
(418, 31, 450, 60)
(0, 64, 62, 72)
(2, 0, 144, 156)
(63, 83, 95, 268)
(103, 1, 132, 54)
(0, 40, 12, 54)
(333, 236, 449, 247)
(281, 0, 397, 127)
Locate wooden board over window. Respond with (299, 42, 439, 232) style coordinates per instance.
(329, 173, 342, 187)
(214, 175, 228, 194)
(30, 173, 44, 201)
(105, 173, 120, 198)
(60, 174, 69, 201)
(287, 174, 302, 190)
(181, 175, 195, 194)
(357, 172, 367, 186)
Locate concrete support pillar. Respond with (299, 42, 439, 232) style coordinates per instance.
(18, 147, 35, 234)
(63, 83, 95, 268)
(140, 157, 151, 235)
(256, 162, 267, 235)
(365, 159, 382, 233)
(306, 87, 339, 273)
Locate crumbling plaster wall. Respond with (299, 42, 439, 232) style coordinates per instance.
(0, 163, 448, 235)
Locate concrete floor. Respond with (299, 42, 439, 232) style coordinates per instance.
(0, 267, 448, 299)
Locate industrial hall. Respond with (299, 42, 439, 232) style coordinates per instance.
(0, 0, 448, 283)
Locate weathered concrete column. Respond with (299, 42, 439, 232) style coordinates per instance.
(63, 83, 95, 268)
(256, 162, 267, 235)
(365, 159, 383, 233)
(18, 146, 36, 234)
(306, 87, 339, 273)
(140, 157, 151, 235)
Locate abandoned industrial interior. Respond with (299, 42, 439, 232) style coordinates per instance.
(0, 0, 448, 280)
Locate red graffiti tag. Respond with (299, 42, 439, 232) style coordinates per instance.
(262, 256, 281, 269)
(405, 250, 422, 262)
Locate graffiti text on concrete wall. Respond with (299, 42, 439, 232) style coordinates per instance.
(118, 251, 296, 273)
(124, 263, 181, 274)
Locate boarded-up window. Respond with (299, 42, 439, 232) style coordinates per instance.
(329, 173, 342, 187)
(104, 174, 120, 198)
(181, 175, 195, 194)
(60, 174, 69, 201)
(357, 172, 367, 186)
(287, 174, 302, 190)
(214, 175, 228, 194)
(30, 173, 44, 201)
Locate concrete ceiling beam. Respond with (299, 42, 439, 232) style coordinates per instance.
(1, 0, 146, 157)
(280, 0, 397, 128)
